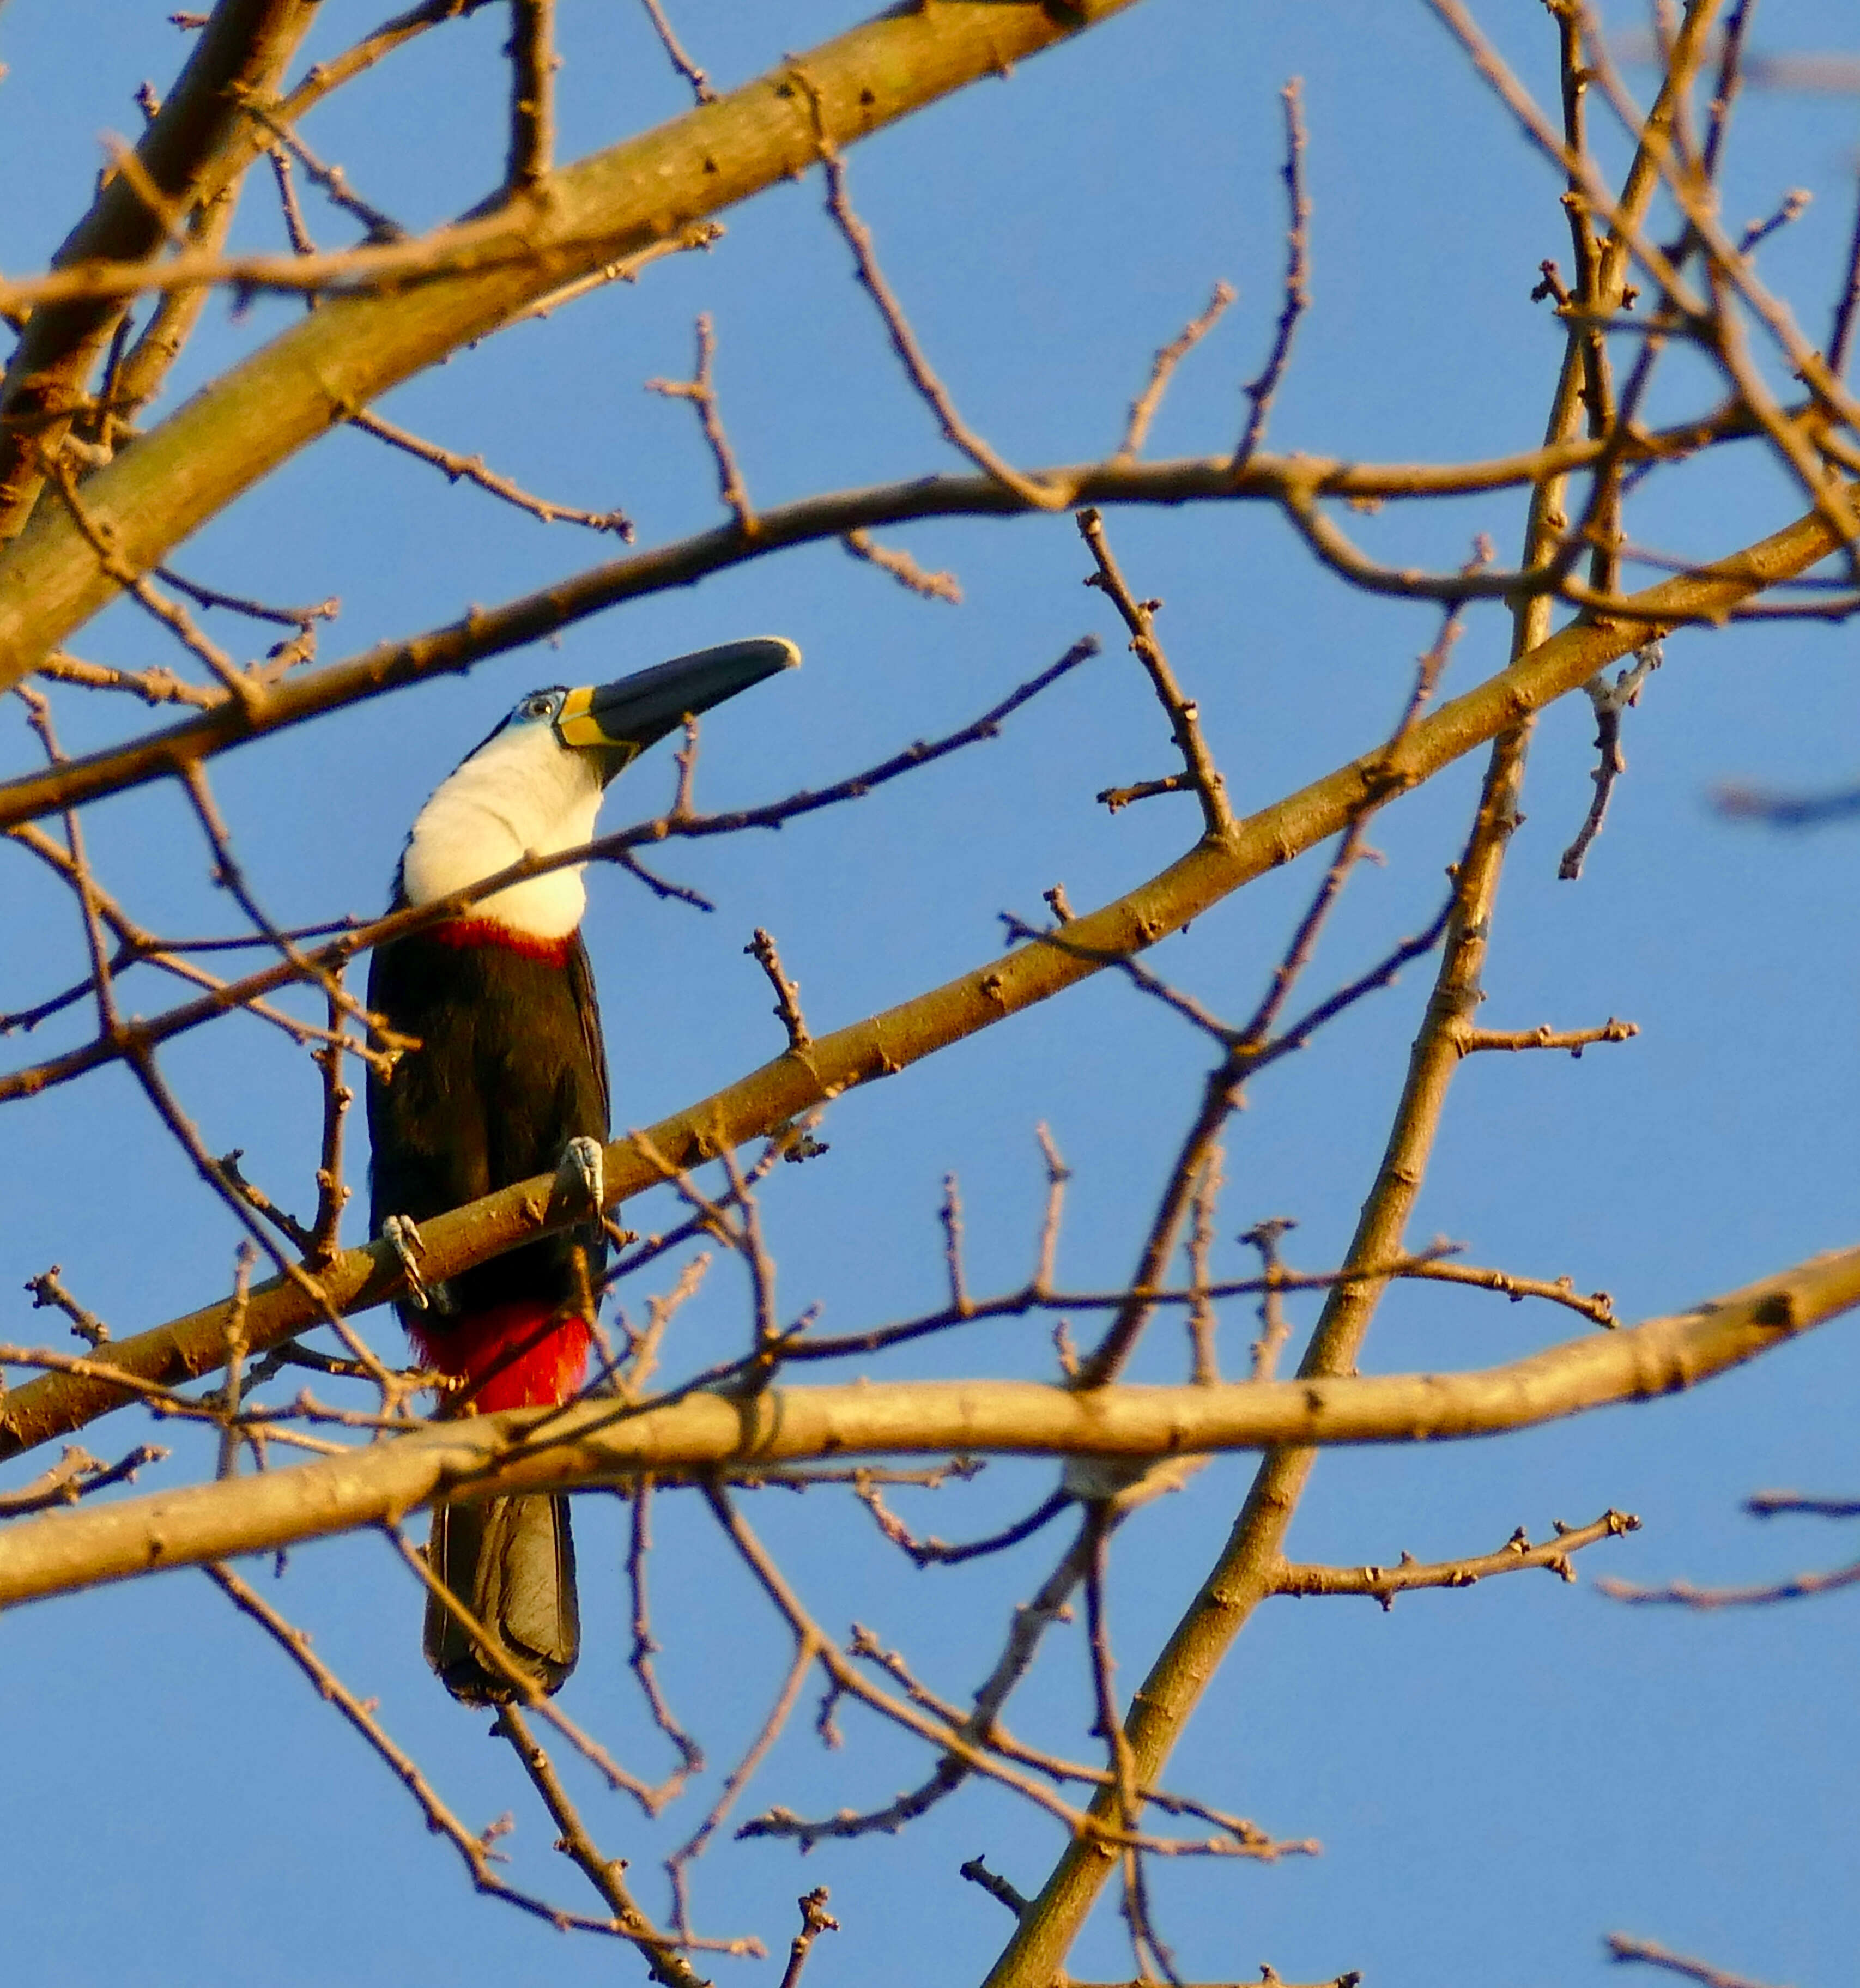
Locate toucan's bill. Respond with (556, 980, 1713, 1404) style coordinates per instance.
(555, 637, 801, 775)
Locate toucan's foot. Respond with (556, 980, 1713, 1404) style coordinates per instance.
(560, 1136, 604, 1215)
(383, 1214, 454, 1314)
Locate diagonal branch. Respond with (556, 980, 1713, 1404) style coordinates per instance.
(0, 0, 322, 540)
(0, 0, 1148, 684)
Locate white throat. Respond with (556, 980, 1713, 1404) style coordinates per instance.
(401, 724, 605, 940)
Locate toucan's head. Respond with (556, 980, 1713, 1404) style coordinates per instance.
(399, 637, 799, 938)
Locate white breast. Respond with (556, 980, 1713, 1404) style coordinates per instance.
(400, 724, 605, 940)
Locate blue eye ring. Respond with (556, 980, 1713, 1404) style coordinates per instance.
(513, 688, 568, 725)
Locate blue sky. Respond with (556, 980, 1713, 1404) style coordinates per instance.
(1, 4, 1857, 1985)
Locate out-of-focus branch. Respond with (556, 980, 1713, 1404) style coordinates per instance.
(646, 314, 754, 534)
(1604, 1932, 1782, 1988)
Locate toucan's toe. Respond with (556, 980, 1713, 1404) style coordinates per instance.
(561, 1136, 604, 1214)
(383, 1213, 454, 1313)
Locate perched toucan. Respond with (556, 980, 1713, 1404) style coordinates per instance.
(367, 637, 799, 1702)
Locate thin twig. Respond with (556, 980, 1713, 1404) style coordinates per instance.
(154, 565, 338, 631)
(626, 1481, 706, 1784)
(1241, 1219, 1297, 1383)
(960, 1857, 1029, 1920)
(778, 1888, 839, 1988)
(494, 1706, 721, 1985)
(1077, 506, 1233, 839)
(1558, 640, 1664, 878)
(350, 409, 632, 537)
(235, 91, 406, 240)
(0, 1442, 165, 1517)
(745, 928, 810, 1051)
(41, 454, 260, 712)
(1400, 1257, 1615, 1328)
(636, 0, 714, 104)
(646, 313, 754, 533)
(841, 528, 962, 603)
(1458, 1019, 1637, 1057)
(1276, 1509, 1640, 1608)
(23, 1264, 111, 1347)
(1234, 78, 1311, 467)
(37, 651, 222, 708)
(1185, 1149, 1223, 1385)
(802, 80, 1069, 511)
(1119, 282, 1237, 459)
(205, 1562, 623, 1936)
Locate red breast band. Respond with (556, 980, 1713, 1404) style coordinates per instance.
(428, 918, 575, 968)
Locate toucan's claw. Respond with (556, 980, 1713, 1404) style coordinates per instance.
(561, 1137, 604, 1215)
(384, 1214, 446, 1313)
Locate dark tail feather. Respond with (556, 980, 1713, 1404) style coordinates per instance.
(424, 1494, 580, 1704)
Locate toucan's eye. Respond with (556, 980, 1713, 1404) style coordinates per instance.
(519, 693, 558, 722)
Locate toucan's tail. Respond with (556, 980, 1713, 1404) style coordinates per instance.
(425, 1493, 580, 1702)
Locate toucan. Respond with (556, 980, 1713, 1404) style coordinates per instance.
(367, 637, 799, 1702)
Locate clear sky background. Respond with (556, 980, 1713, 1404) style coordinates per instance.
(1, 3, 1856, 1985)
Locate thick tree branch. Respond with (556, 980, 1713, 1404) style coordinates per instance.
(0, 1243, 1852, 1610)
(0, 0, 1148, 687)
(0, 0, 321, 540)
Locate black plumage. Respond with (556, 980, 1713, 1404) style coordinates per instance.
(368, 925, 610, 1703)
(367, 926, 610, 1318)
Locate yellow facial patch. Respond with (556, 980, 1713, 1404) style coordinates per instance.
(554, 686, 642, 767)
